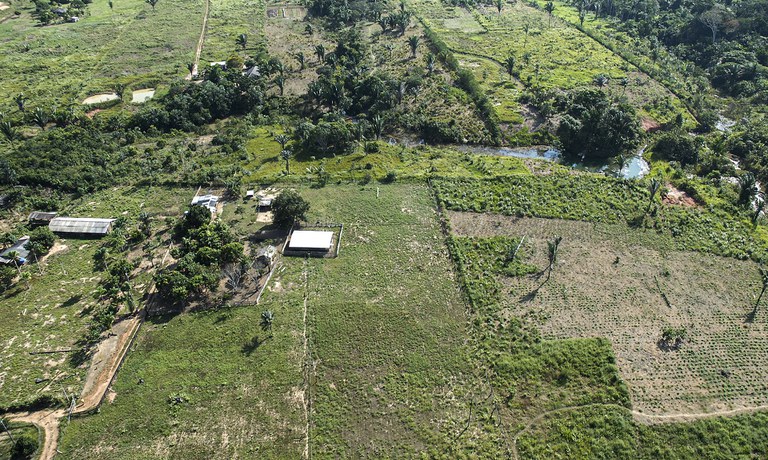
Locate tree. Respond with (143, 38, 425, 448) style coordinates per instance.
(272, 190, 310, 227)
(294, 51, 306, 71)
(738, 172, 758, 207)
(145, 0, 158, 10)
(108, 0, 113, 10)
(260, 310, 274, 337)
(504, 54, 516, 78)
(27, 227, 55, 257)
(280, 149, 293, 174)
(14, 93, 27, 112)
(647, 177, 661, 212)
(1, 121, 20, 148)
(186, 62, 195, 77)
(0, 266, 15, 292)
(496, 0, 504, 14)
(139, 211, 152, 237)
(274, 75, 286, 96)
(653, 131, 699, 166)
(753, 266, 768, 316)
(274, 133, 289, 150)
(31, 107, 49, 130)
(236, 33, 248, 51)
(407, 35, 420, 58)
(545, 1, 555, 26)
(6, 250, 21, 275)
(700, 6, 726, 44)
(545, 236, 562, 282)
(425, 53, 436, 76)
(314, 44, 325, 63)
(593, 73, 609, 89)
(579, 8, 586, 25)
(305, 23, 313, 35)
(10, 432, 38, 460)
(372, 114, 384, 140)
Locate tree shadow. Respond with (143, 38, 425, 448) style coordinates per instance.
(241, 335, 264, 355)
(59, 294, 82, 308)
(745, 307, 758, 323)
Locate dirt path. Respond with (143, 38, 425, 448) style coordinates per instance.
(510, 402, 768, 460)
(188, 0, 211, 79)
(301, 259, 310, 460)
(4, 313, 142, 460)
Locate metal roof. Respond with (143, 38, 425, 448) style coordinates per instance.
(49, 217, 115, 235)
(288, 231, 334, 250)
(29, 211, 58, 222)
(0, 236, 30, 264)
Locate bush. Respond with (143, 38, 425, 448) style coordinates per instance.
(26, 227, 56, 257)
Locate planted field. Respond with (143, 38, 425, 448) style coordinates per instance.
(408, 0, 687, 124)
(450, 212, 768, 415)
(202, 0, 266, 64)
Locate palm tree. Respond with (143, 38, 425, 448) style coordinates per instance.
(6, 250, 21, 275)
(0, 122, 19, 148)
(496, 0, 504, 13)
(145, 0, 158, 11)
(739, 172, 758, 207)
(751, 266, 768, 319)
(545, 236, 562, 282)
(14, 94, 27, 112)
(647, 177, 661, 212)
(593, 73, 609, 89)
(545, 1, 555, 26)
(407, 35, 420, 58)
(274, 75, 286, 96)
(425, 53, 436, 76)
(753, 197, 765, 225)
(280, 149, 292, 174)
(186, 62, 195, 77)
(523, 20, 531, 50)
(261, 310, 274, 337)
(305, 23, 313, 35)
(504, 54, 516, 78)
(236, 33, 248, 51)
(108, 0, 114, 10)
(139, 211, 152, 237)
(619, 77, 629, 95)
(31, 107, 49, 131)
(314, 44, 325, 63)
(294, 51, 306, 71)
(384, 43, 395, 60)
(372, 114, 384, 140)
(274, 133, 289, 150)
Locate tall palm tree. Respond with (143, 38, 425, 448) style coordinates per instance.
(280, 149, 292, 174)
(114, 83, 126, 101)
(139, 211, 152, 237)
(314, 44, 325, 63)
(236, 33, 248, 51)
(647, 177, 661, 212)
(751, 266, 768, 320)
(145, 0, 158, 11)
(496, 0, 504, 13)
(274, 75, 286, 96)
(6, 250, 21, 275)
(186, 62, 195, 77)
(739, 172, 757, 207)
(294, 51, 306, 71)
(545, 1, 555, 26)
(593, 73, 609, 89)
(261, 310, 274, 337)
(407, 35, 420, 58)
(545, 236, 562, 282)
(372, 114, 384, 140)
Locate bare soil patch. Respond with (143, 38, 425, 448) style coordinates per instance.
(663, 184, 698, 207)
(82, 93, 119, 105)
(0, 3, 10, 11)
(449, 211, 768, 416)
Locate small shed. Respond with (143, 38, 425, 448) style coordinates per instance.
(210, 61, 228, 69)
(0, 236, 30, 265)
(29, 211, 58, 226)
(288, 230, 334, 251)
(49, 217, 115, 237)
(258, 197, 273, 210)
(191, 194, 219, 214)
(245, 190, 255, 200)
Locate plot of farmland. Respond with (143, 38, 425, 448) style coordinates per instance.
(449, 211, 768, 416)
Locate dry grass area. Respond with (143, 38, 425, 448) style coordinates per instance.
(448, 211, 768, 416)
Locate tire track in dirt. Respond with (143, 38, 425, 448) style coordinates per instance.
(188, 0, 211, 79)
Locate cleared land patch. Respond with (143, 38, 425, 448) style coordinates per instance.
(449, 211, 768, 415)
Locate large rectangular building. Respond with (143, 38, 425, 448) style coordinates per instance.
(288, 230, 334, 251)
(49, 217, 115, 237)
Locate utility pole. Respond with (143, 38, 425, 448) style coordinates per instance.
(0, 418, 14, 443)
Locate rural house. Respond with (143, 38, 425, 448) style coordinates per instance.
(28, 211, 57, 226)
(49, 217, 115, 237)
(0, 236, 30, 265)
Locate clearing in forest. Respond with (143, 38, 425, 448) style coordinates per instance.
(449, 211, 768, 416)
